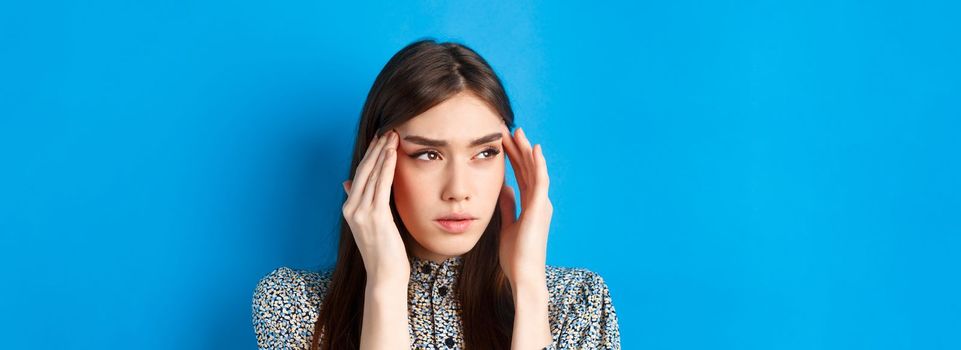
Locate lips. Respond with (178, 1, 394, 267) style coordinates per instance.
(434, 213, 477, 234)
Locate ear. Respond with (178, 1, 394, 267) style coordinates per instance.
(343, 180, 352, 195)
(498, 183, 517, 224)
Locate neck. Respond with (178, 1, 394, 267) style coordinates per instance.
(404, 235, 462, 263)
(411, 246, 461, 264)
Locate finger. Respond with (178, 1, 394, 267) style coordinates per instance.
(533, 144, 550, 195)
(516, 127, 535, 167)
(352, 133, 387, 195)
(352, 133, 379, 190)
(498, 183, 517, 224)
(361, 133, 378, 162)
(346, 133, 389, 208)
(361, 131, 393, 207)
(501, 125, 527, 190)
(373, 132, 398, 208)
(515, 128, 535, 188)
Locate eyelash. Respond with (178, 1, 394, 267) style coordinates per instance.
(409, 146, 501, 162)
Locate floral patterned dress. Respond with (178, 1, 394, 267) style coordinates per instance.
(252, 255, 621, 349)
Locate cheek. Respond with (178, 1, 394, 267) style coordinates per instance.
(468, 162, 506, 207)
(392, 160, 430, 219)
(393, 159, 425, 194)
(393, 158, 505, 203)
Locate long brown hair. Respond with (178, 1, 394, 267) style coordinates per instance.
(310, 39, 517, 349)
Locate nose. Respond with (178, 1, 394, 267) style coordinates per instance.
(441, 162, 471, 202)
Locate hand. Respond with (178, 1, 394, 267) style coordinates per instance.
(342, 130, 410, 284)
(498, 125, 553, 290)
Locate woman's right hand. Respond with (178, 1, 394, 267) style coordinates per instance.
(341, 130, 410, 284)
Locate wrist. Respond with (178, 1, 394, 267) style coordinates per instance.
(510, 279, 553, 349)
(511, 280, 549, 305)
(366, 276, 409, 297)
(364, 260, 411, 283)
(509, 268, 547, 295)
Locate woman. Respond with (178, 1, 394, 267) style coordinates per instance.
(252, 39, 621, 350)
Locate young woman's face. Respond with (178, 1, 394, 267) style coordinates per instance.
(391, 91, 507, 263)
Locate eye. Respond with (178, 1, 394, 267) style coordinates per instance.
(409, 147, 501, 162)
(411, 150, 442, 161)
(477, 146, 501, 159)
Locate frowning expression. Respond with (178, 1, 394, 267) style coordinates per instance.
(391, 91, 507, 262)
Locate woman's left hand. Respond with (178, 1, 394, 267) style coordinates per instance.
(498, 125, 553, 290)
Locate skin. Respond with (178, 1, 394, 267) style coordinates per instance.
(392, 91, 507, 262)
(342, 91, 554, 349)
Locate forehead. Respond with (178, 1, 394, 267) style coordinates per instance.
(395, 92, 503, 142)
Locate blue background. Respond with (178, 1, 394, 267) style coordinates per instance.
(2, 1, 959, 349)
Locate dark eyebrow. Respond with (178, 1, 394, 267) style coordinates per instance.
(403, 132, 502, 148)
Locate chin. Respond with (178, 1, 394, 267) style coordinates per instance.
(414, 224, 487, 257)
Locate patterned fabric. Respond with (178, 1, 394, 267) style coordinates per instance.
(251, 255, 621, 349)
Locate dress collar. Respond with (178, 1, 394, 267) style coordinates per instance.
(409, 254, 463, 284)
